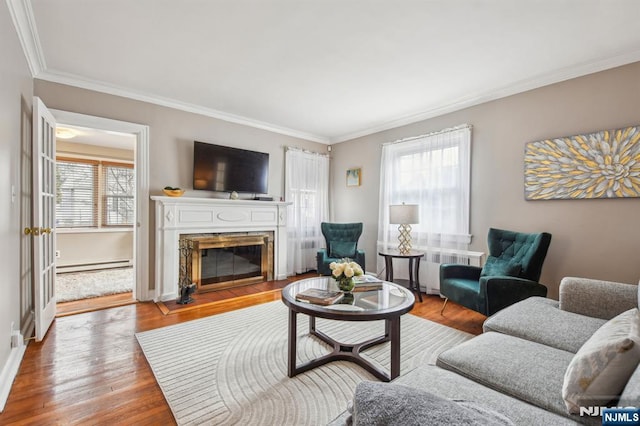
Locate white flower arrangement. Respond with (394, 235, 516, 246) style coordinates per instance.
(329, 259, 364, 291)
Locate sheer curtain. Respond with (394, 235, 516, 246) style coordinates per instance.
(285, 148, 330, 275)
(378, 125, 472, 293)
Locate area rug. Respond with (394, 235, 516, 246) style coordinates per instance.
(136, 301, 472, 426)
(56, 267, 134, 302)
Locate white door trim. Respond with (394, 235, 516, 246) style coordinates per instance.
(50, 110, 153, 301)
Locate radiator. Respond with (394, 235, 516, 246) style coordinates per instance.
(377, 248, 484, 295)
(421, 249, 484, 294)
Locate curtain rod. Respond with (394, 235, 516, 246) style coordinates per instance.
(284, 145, 330, 157)
(383, 123, 472, 146)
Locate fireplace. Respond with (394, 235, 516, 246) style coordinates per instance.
(186, 233, 273, 292)
(151, 196, 290, 302)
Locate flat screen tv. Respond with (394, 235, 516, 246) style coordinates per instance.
(193, 141, 269, 194)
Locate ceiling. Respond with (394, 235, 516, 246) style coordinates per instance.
(11, 1, 640, 143)
(56, 125, 136, 151)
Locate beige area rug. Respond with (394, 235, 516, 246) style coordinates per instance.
(56, 267, 134, 302)
(135, 301, 472, 426)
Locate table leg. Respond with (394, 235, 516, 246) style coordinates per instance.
(410, 258, 423, 302)
(384, 256, 394, 282)
(389, 317, 401, 380)
(287, 309, 297, 377)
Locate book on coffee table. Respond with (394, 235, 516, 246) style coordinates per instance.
(353, 275, 383, 292)
(296, 288, 344, 305)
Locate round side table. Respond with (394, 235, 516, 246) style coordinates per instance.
(378, 249, 425, 302)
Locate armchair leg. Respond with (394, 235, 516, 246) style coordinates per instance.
(440, 298, 448, 316)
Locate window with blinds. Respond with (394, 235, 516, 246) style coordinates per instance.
(103, 162, 134, 226)
(56, 157, 134, 228)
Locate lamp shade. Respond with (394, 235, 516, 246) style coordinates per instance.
(389, 204, 419, 224)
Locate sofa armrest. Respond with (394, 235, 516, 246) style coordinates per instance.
(559, 276, 637, 320)
(440, 264, 482, 281)
(481, 276, 548, 316)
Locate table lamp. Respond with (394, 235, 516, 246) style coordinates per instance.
(389, 203, 419, 254)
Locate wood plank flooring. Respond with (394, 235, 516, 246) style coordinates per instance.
(1, 280, 485, 425)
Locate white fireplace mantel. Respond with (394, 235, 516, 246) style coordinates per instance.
(151, 196, 291, 301)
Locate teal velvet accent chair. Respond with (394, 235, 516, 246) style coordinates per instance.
(440, 227, 552, 316)
(316, 222, 365, 276)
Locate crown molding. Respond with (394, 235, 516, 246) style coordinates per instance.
(330, 49, 640, 144)
(36, 69, 330, 144)
(6, 0, 46, 77)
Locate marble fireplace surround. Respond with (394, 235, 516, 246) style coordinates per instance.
(151, 196, 290, 301)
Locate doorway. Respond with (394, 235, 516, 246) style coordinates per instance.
(51, 110, 150, 314)
(54, 124, 136, 314)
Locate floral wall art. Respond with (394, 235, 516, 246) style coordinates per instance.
(524, 125, 640, 200)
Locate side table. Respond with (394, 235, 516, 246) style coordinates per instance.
(378, 250, 425, 302)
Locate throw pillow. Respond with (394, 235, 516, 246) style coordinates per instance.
(329, 241, 357, 259)
(349, 381, 513, 426)
(562, 308, 640, 414)
(480, 256, 522, 277)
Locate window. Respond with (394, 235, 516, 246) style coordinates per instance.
(103, 163, 135, 226)
(285, 148, 330, 275)
(378, 125, 471, 248)
(56, 157, 134, 228)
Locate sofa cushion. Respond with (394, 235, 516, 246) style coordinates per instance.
(436, 332, 577, 420)
(481, 256, 522, 277)
(349, 381, 514, 426)
(619, 363, 640, 408)
(329, 241, 356, 258)
(328, 365, 578, 426)
(562, 308, 640, 414)
(483, 297, 607, 353)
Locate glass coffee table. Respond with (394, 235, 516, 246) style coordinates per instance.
(281, 276, 415, 382)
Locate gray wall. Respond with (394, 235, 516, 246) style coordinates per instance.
(33, 80, 328, 290)
(0, 1, 33, 395)
(331, 62, 640, 299)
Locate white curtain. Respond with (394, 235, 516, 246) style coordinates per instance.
(285, 148, 330, 275)
(377, 125, 472, 293)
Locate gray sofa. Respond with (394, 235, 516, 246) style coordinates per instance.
(334, 277, 640, 425)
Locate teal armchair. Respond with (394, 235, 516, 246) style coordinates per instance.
(440, 227, 552, 316)
(316, 222, 365, 275)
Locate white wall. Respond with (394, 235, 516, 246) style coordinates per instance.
(331, 62, 640, 299)
(0, 1, 33, 409)
(57, 231, 133, 270)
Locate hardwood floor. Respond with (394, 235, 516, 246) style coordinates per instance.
(1, 282, 485, 425)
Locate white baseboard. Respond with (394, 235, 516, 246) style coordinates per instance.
(0, 335, 27, 412)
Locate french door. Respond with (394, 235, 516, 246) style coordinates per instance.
(32, 97, 56, 341)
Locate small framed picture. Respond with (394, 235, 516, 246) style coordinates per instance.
(346, 168, 361, 187)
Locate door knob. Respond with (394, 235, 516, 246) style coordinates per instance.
(24, 227, 40, 235)
(41, 227, 52, 234)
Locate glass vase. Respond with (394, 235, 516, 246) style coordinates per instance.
(337, 277, 355, 293)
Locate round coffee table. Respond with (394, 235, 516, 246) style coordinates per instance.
(281, 276, 415, 382)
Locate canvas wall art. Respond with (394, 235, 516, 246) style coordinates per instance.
(524, 125, 640, 200)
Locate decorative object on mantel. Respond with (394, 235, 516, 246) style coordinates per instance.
(177, 238, 196, 304)
(163, 186, 185, 197)
(524, 125, 640, 200)
(346, 167, 361, 187)
(389, 203, 420, 254)
(330, 258, 364, 292)
(230, 191, 239, 200)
